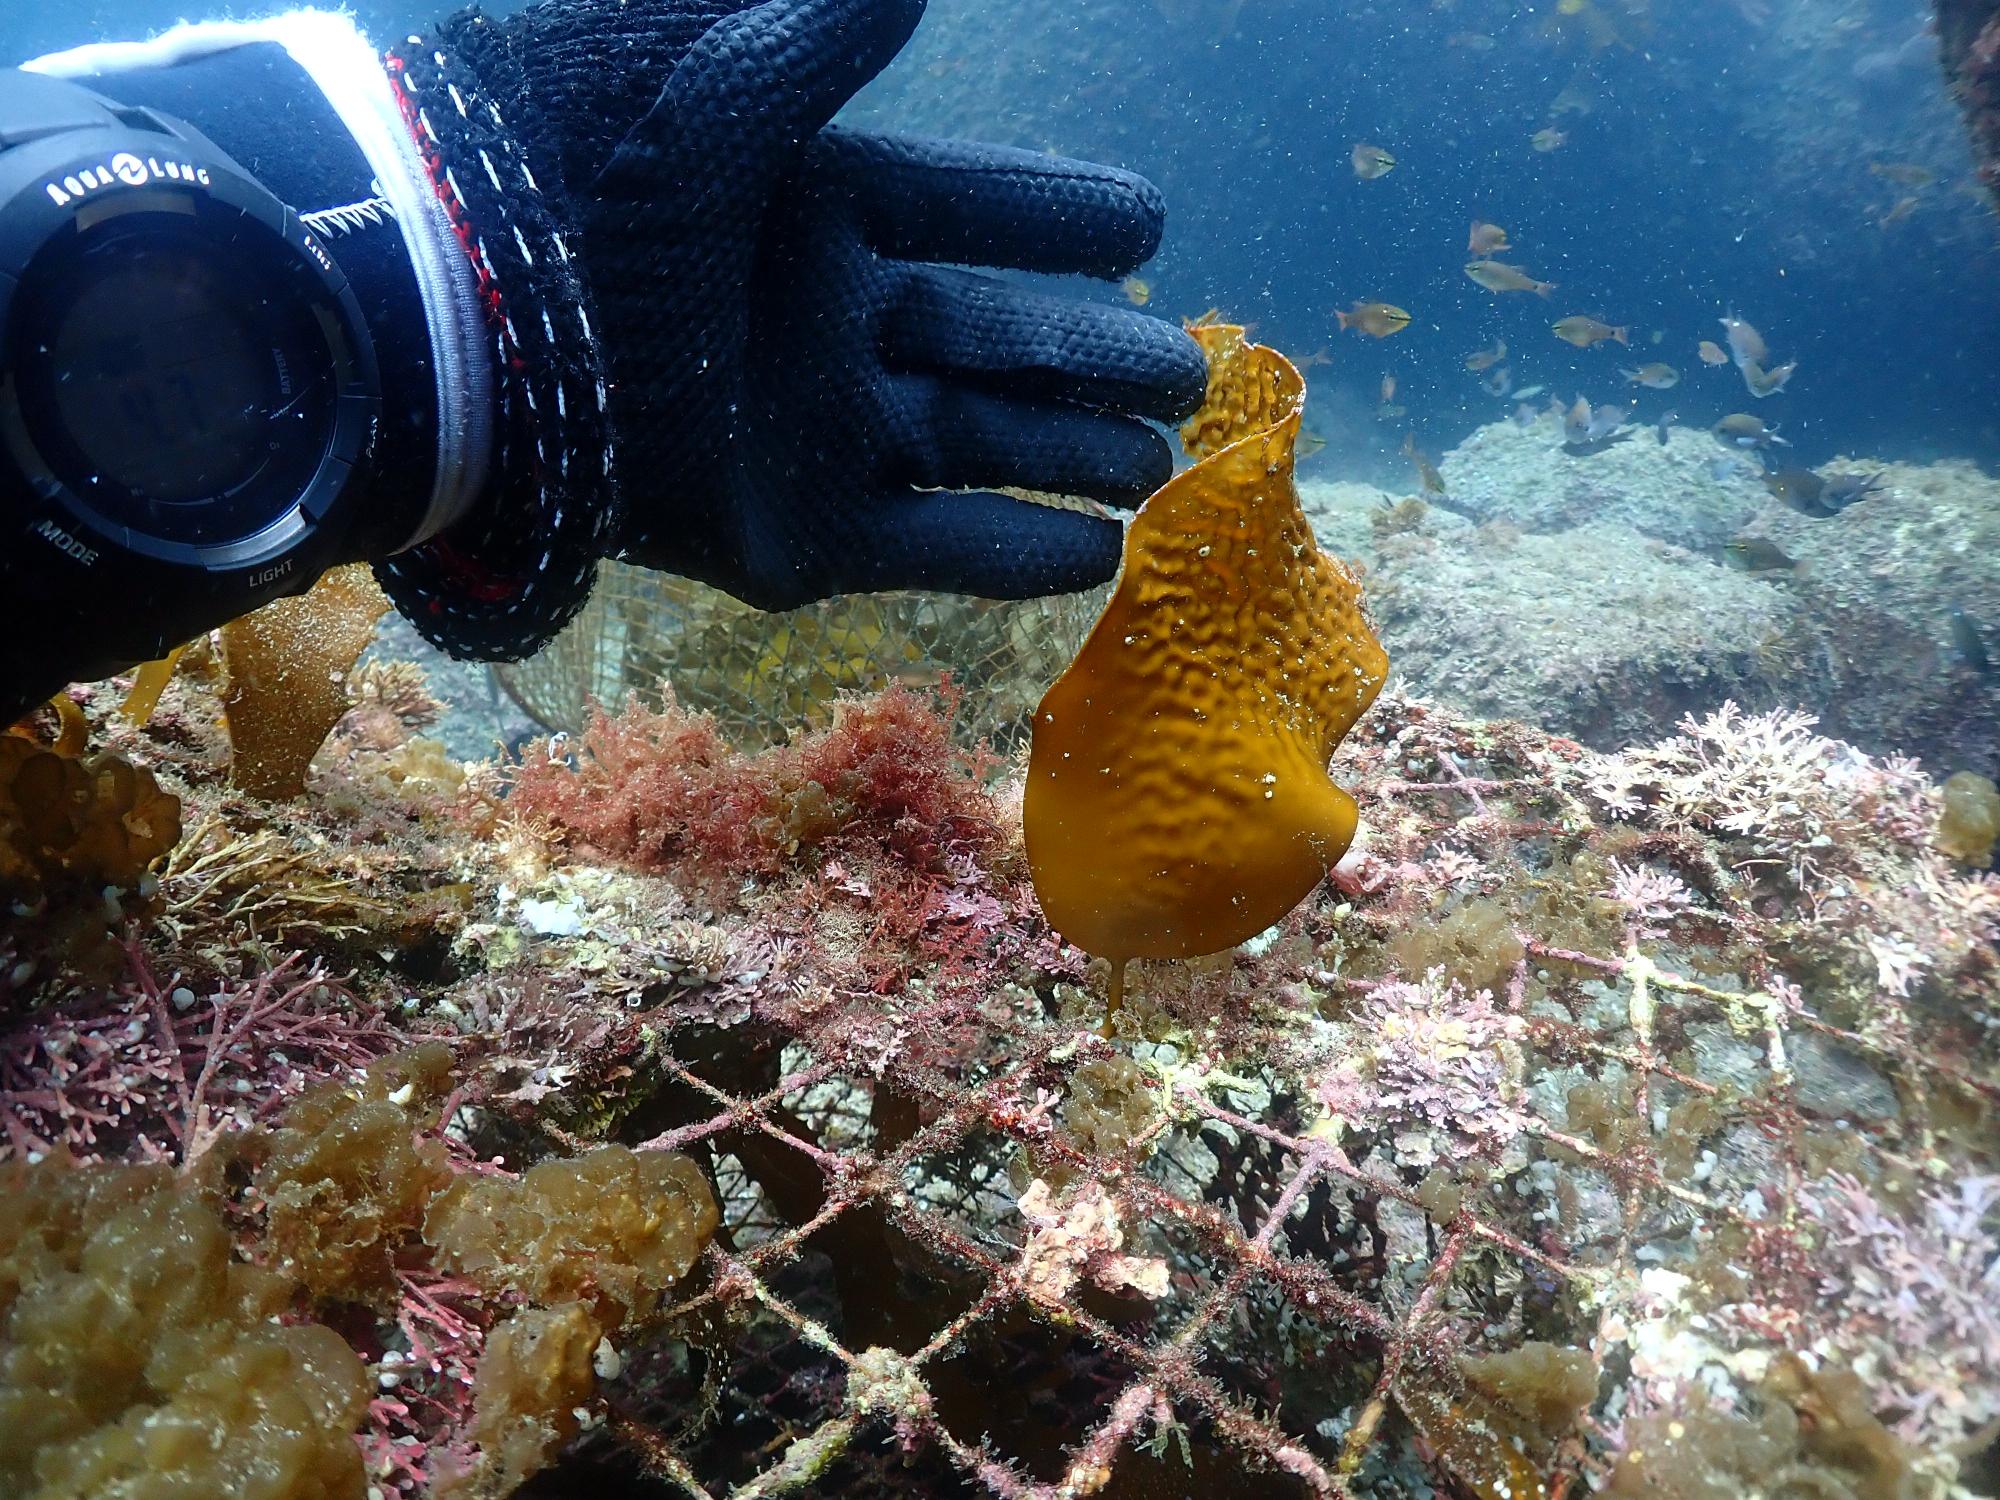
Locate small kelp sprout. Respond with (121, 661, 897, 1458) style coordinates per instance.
(1025, 320, 1389, 1014)
(117, 564, 393, 800)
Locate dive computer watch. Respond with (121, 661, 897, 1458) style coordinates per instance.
(0, 66, 379, 681)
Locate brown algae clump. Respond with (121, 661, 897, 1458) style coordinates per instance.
(1386, 896, 1526, 994)
(0, 1156, 371, 1498)
(1937, 770, 2000, 866)
(444, 1303, 601, 1500)
(1026, 321, 1388, 1008)
(1, 1042, 719, 1498)
(255, 1043, 457, 1302)
(424, 1145, 716, 1493)
(426, 1145, 718, 1329)
(1062, 1055, 1159, 1159)
(0, 734, 180, 901)
(1605, 1356, 1910, 1500)
(1395, 1340, 1598, 1500)
(1460, 1341, 1600, 1435)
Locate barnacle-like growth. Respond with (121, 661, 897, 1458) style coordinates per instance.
(1025, 323, 1388, 1005)
(221, 563, 390, 799)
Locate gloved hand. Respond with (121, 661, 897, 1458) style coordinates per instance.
(381, 0, 1207, 657)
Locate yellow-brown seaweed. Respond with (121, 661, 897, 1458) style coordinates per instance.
(220, 564, 389, 799)
(1024, 322, 1388, 1008)
(0, 735, 180, 899)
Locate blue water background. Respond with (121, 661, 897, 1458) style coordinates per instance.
(7, 0, 1995, 483)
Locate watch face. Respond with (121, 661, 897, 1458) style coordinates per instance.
(7, 206, 338, 547)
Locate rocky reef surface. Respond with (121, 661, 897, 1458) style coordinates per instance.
(1938, 0, 2000, 206)
(1436, 423, 1765, 550)
(1305, 411, 2000, 780)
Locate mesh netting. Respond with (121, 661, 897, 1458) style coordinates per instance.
(495, 561, 1106, 751)
(8, 673, 1996, 1498)
(489, 692, 1999, 1498)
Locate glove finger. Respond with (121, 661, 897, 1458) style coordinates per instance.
(884, 267, 1209, 424)
(812, 128, 1166, 277)
(888, 380, 1173, 506)
(826, 492, 1124, 598)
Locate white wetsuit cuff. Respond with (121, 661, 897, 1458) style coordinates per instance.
(25, 10, 493, 550)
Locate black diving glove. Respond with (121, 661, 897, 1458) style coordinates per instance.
(381, 0, 1208, 657)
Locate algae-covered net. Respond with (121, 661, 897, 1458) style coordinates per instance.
(495, 561, 1108, 751)
(7, 332, 1999, 1500)
(13, 676, 1998, 1499)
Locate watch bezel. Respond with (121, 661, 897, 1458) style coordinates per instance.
(0, 116, 379, 581)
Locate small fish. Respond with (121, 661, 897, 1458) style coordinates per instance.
(1403, 433, 1447, 497)
(1532, 127, 1569, 152)
(1583, 402, 1628, 441)
(1380, 373, 1397, 403)
(1352, 142, 1397, 179)
(1296, 346, 1334, 369)
(1559, 395, 1592, 444)
(1869, 161, 1935, 189)
(1620, 362, 1680, 389)
(1877, 195, 1919, 228)
(1553, 315, 1629, 348)
(1511, 383, 1546, 400)
(1550, 79, 1595, 117)
(1465, 260, 1556, 296)
(1713, 412, 1790, 448)
(1512, 402, 1540, 428)
(1121, 274, 1151, 306)
(1948, 607, 1992, 675)
(1468, 220, 1511, 255)
(1296, 427, 1329, 459)
(1741, 357, 1797, 398)
(1375, 402, 1408, 421)
(1819, 471, 1884, 509)
(1447, 30, 1498, 50)
(1723, 536, 1802, 573)
(1710, 455, 1758, 483)
(1719, 312, 1768, 368)
(1464, 337, 1508, 372)
(1483, 365, 1514, 397)
(1697, 340, 1730, 366)
(1762, 468, 1830, 515)
(1336, 300, 1412, 337)
(1655, 410, 1676, 445)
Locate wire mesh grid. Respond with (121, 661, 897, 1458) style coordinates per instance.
(9, 666, 1992, 1498)
(556, 693, 2000, 1499)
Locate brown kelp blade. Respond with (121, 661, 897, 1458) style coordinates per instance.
(221, 564, 390, 800)
(1025, 322, 1388, 975)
